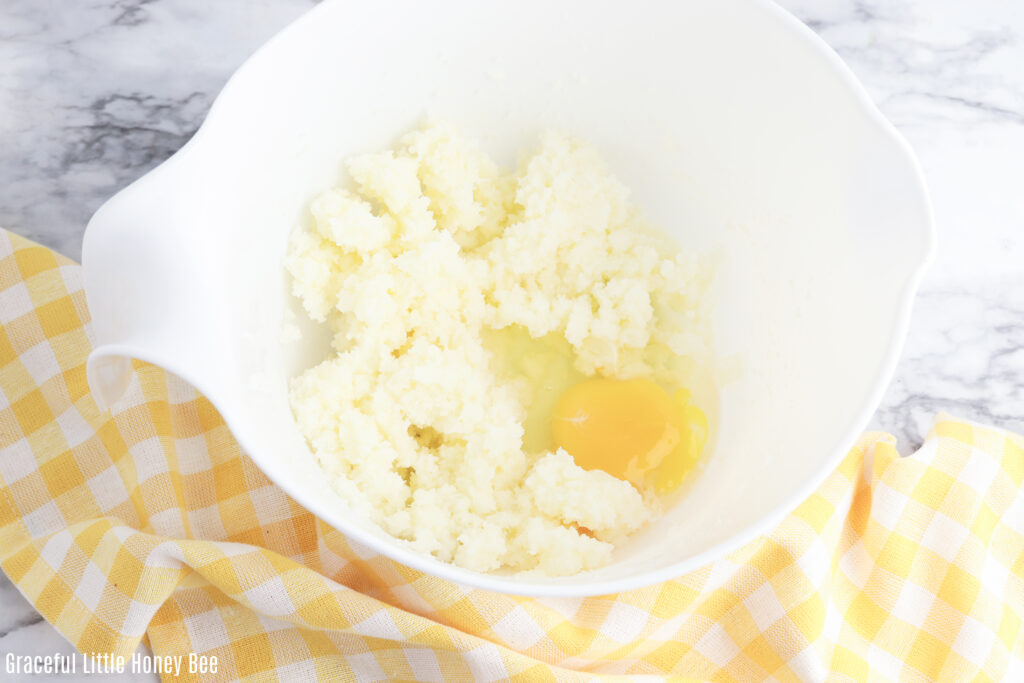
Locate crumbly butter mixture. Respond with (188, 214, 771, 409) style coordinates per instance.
(287, 124, 708, 575)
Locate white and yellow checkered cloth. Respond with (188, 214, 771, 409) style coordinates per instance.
(1, 228, 1022, 682)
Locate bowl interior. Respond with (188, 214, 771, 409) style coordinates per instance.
(157, 0, 932, 593)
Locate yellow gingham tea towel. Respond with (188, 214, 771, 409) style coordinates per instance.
(1, 228, 1023, 682)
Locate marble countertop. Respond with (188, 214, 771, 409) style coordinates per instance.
(1, 0, 1022, 677)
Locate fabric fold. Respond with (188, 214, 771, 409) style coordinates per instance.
(1, 229, 1022, 682)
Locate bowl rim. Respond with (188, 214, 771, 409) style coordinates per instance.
(86, 0, 937, 597)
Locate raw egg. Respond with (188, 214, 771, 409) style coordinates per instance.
(551, 378, 707, 494)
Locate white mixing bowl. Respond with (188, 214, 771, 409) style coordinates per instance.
(82, 0, 935, 596)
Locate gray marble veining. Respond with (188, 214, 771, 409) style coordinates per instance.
(0, 0, 314, 258)
(1, 0, 1022, 672)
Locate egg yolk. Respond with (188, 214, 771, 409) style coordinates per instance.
(551, 378, 707, 494)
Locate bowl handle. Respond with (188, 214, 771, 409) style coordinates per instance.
(82, 156, 228, 411)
